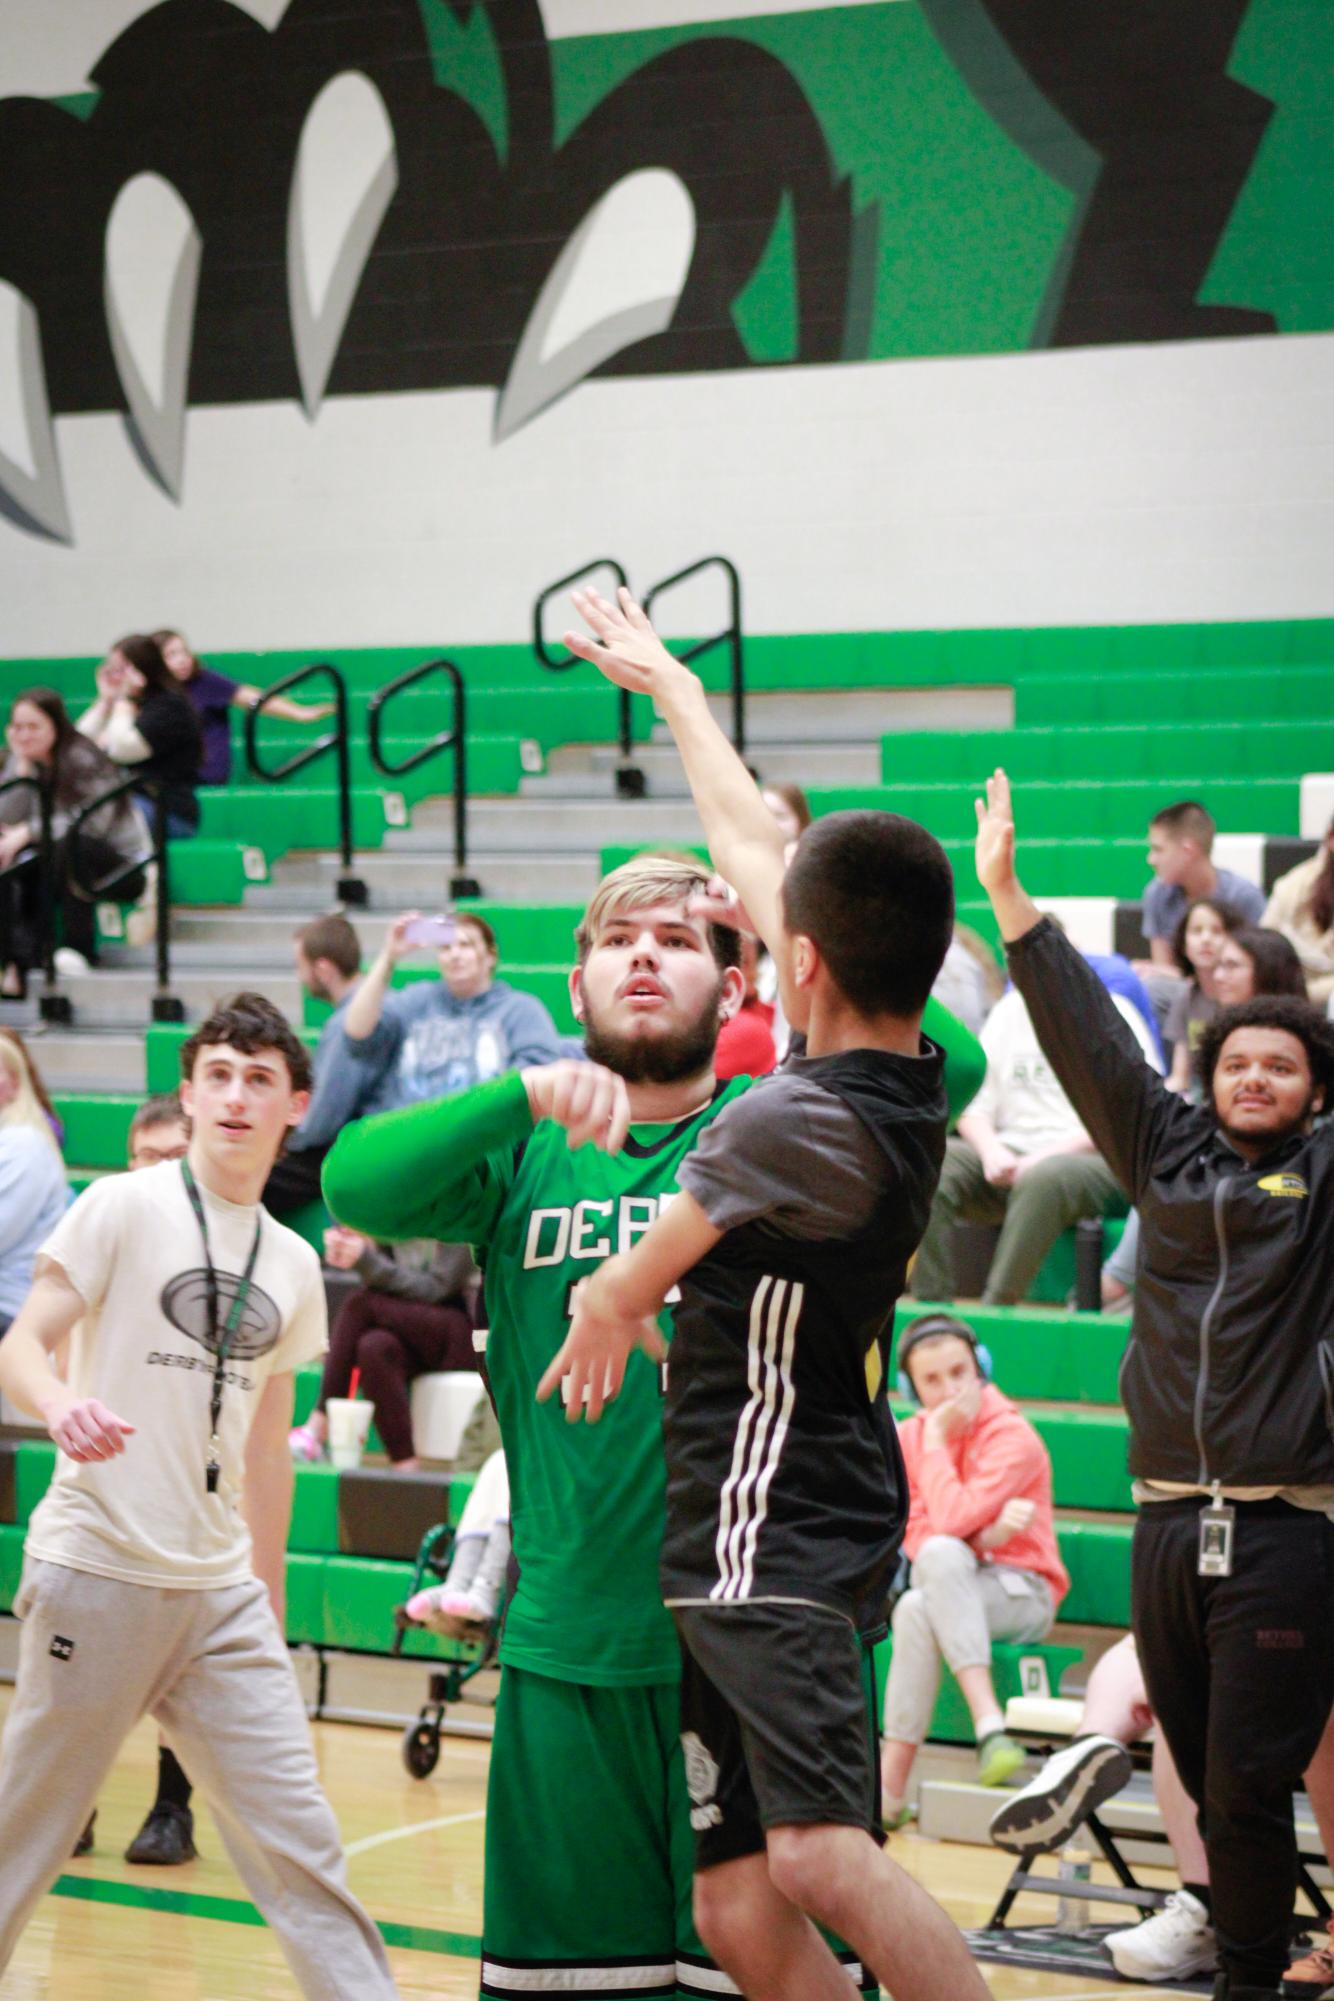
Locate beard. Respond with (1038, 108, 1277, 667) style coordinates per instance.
(581, 979, 724, 1084)
(1216, 1088, 1320, 1154)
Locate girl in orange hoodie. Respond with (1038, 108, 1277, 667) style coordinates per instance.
(880, 1313, 1069, 1826)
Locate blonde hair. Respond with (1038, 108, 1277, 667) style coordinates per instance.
(574, 852, 739, 969)
(0, 1032, 62, 1157)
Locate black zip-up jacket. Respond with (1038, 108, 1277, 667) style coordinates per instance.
(1008, 918, 1334, 1488)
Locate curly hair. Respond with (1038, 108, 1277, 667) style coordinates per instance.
(180, 992, 312, 1093)
(1196, 994, 1334, 1105)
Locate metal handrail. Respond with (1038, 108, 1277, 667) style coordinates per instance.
(244, 663, 365, 904)
(532, 558, 636, 775)
(643, 555, 746, 758)
(65, 773, 183, 1021)
(366, 657, 479, 899)
(0, 772, 59, 1006)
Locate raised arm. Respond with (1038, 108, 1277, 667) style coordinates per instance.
(565, 588, 788, 952)
(322, 1060, 629, 1245)
(975, 770, 1186, 1200)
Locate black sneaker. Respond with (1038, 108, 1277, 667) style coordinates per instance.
(72, 1811, 96, 1857)
(124, 1801, 197, 1866)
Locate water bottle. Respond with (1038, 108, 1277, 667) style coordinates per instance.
(1074, 1217, 1104, 1313)
(1054, 1840, 1092, 1933)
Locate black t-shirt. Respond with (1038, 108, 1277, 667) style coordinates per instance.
(133, 690, 202, 828)
(662, 1045, 948, 1629)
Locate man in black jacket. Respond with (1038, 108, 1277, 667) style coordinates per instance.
(975, 769, 1334, 2001)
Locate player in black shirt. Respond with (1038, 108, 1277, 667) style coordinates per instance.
(539, 589, 991, 2001)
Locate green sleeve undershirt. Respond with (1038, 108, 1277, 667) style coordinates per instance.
(321, 998, 984, 1245)
(321, 1070, 534, 1246)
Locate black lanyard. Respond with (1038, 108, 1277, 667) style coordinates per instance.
(181, 1161, 263, 1495)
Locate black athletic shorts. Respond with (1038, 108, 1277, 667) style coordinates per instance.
(672, 1600, 879, 1871)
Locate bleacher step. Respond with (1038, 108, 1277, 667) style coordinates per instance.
(404, 797, 705, 852)
(533, 740, 880, 795)
(700, 686, 1014, 741)
(56, 968, 303, 1028)
(267, 851, 602, 903)
(18, 1032, 145, 1090)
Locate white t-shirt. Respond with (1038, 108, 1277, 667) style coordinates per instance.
(27, 1160, 326, 1590)
(969, 986, 1162, 1155)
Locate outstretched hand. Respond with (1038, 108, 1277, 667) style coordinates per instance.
(564, 588, 695, 702)
(974, 768, 1018, 895)
(536, 1265, 666, 1423)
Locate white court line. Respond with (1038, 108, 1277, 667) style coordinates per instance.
(345, 1809, 485, 1858)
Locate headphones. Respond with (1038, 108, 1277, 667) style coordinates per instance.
(895, 1312, 993, 1404)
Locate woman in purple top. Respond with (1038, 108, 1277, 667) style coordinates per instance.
(156, 630, 333, 786)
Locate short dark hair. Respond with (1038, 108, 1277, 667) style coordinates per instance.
(180, 992, 312, 1093)
(1150, 799, 1216, 850)
(129, 1090, 187, 1145)
(295, 913, 361, 979)
(1225, 927, 1309, 999)
(455, 911, 498, 958)
(782, 811, 954, 1017)
(1171, 896, 1245, 978)
(897, 1311, 983, 1392)
(1197, 995, 1334, 1104)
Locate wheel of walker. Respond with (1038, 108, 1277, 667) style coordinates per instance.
(402, 1719, 441, 1779)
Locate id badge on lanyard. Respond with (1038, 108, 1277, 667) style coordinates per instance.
(180, 1161, 263, 1496)
(1198, 1484, 1235, 1578)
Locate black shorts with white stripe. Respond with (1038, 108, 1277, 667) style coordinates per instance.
(672, 1600, 877, 1870)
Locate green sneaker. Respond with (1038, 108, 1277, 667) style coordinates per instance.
(881, 1802, 917, 1833)
(977, 1731, 1027, 1788)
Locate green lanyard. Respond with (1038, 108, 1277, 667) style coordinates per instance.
(181, 1161, 263, 1495)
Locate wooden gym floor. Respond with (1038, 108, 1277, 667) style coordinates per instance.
(0, 1690, 1190, 1999)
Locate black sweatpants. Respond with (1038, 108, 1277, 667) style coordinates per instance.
(1133, 1496, 1334, 1990)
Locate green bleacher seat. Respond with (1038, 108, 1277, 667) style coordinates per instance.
(320, 1554, 476, 1661)
(0, 1522, 25, 1612)
(1057, 1521, 1134, 1626)
(1030, 1411, 1133, 1513)
(285, 1553, 328, 1646)
(808, 779, 1301, 842)
(879, 721, 1322, 788)
(14, 1440, 55, 1523)
(288, 1463, 341, 1554)
(1017, 664, 1334, 728)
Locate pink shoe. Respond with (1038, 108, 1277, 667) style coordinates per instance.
(288, 1423, 325, 1463)
(406, 1587, 489, 1638)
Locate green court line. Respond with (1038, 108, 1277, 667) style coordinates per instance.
(49, 1874, 482, 1958)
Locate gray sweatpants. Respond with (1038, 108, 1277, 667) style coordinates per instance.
(0, 1559, 398, 1998)
(882, 1535, 1054, 1746)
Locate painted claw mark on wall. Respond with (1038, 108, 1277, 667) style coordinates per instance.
(104, 172, 201, 498)
(496, 169, 695, 441)
(288, 71, 398, 418)
(0, 281, 72, 542)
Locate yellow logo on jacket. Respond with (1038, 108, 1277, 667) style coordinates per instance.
(1257, 1172, 1308, 1199)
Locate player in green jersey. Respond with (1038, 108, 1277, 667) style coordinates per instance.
(324, 854, 984, 2001)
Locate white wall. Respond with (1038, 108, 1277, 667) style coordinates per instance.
(1, 331, 1332, 656)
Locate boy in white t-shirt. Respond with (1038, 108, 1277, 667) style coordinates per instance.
(0, 994, 398, 1999)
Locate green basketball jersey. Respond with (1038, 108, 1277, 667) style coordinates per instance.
(480, 1079, 751, 1687)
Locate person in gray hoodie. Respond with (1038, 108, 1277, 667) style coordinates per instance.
(334, 909, 563, 1117)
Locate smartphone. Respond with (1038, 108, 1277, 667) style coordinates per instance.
(402, 915, 457, 947)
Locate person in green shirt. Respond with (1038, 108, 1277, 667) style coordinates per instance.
(325, 855, 983, 1995)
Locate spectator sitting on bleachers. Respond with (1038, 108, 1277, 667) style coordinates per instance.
(0, 688, 150, 990)
(910, 959, 1161, 1306)
(263, 913, 363, 1217)
(1264, 814, 1334, 1009)
(406, 1446, 510, 1637)
(332, 909, 563, 1116)
(1163, 898, 1245, 1094)
(990, 1634, 1334, 1990)
(0, 1033, 68, 1337)
(1137, 799, 1265, 981)
(879, 1313, 1068, 1827)
(156, 629, 334, 788)
(1103, 923, 1308, 1309)
(289, 1227, 477, 1470)
(932, 926, 1003, 1040)
(76, 634, 203, 842)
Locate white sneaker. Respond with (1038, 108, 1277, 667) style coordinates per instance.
(989, 1734, 1133, 1854)
(1104, 1890, 1218, 1981)
(53, 947, 90, 976)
